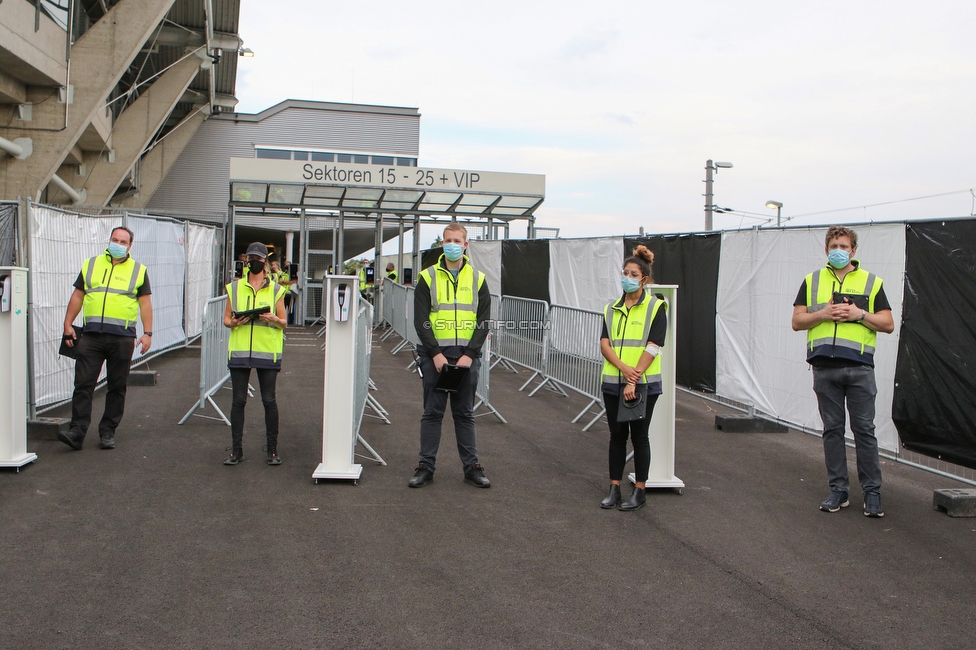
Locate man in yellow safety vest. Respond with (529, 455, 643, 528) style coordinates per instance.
(59, 226, 153, 451)
(792, 226, 894, 518)
(408, 223, 492, 489)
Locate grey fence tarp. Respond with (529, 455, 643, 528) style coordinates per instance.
(27, 203, 218, 411)
(127, 215, 187, 362)
(0, 201, 16, 266)
(184, 223, 217, 339)
(29, 205, 121, 409)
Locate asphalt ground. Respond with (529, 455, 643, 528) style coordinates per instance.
(2, 325, 975, 649)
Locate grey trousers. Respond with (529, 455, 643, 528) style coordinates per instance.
(418, 355, 480, 472)
(813, 364, 882, 494)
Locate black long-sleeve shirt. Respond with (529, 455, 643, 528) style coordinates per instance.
(414, 259, 491, 359)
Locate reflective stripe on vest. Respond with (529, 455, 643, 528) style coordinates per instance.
(81, 254, 145, 336)
(420, 255, 484, 348)
(601, 292, 664, 392)
(227, 278, 286, 369)
(804, 264, 881, 365)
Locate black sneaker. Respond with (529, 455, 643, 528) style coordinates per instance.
(267, 451, 282, 466)
(408, 466, 434, 488)
(863, 491, 884, 518)
(99, 436, 115, 450)
(463, 464, 491, 488)
(820, 491, 849, 513)
(223, 449, 243, 465)
(57, 429, 84, 451)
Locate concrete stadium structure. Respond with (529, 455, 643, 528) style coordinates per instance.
(0, 0, 243, 207)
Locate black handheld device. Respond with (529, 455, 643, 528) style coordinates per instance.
(832, 292, 869, 310)
(434, 364, 469, 392)
(232, 305, 271, 320)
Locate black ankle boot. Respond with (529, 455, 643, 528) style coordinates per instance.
(600, 484, 622, 509)
(267, 444, 281, 465)
(223, 448, 243, 465)
(619, 487, 646, 511)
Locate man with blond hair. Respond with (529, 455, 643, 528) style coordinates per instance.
(408, 222, 492, 489)
(792, 226, 894, 518)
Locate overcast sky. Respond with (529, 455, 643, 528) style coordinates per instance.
(236, 1, 976, 243)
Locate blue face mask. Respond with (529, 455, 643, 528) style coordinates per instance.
(827, 249, 850, 269)
(107, 242, 128, 259)
(443, 243, 464, 262)
(621, 276, 641, 294)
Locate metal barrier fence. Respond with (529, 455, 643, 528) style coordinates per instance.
(353, 298, 372, 436)
(379, 278, 398, 341)
(544, 305, 606, 430)
(495, 296, 551, 391)
(179, 296, 231, 425)
(473, 332, 506, 422)
(354, 298, 387, 464)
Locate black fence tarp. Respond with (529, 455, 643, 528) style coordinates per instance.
(0, 202, 16, 266)
(501, 240, 550, 303)
(420, 247, 443, 271)
(625, 234, 721, 393)
(892, 221, 976, 470)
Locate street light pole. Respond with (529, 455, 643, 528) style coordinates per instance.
(765, 200, 783, 227)
(704, 160, 714, 231)
(704, 160, 733, 231)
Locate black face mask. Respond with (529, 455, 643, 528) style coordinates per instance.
(247, 260, 265, 275)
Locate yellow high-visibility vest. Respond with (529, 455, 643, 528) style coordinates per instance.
(226, 277, 286, 369)
(804, 262, 883, 365)
(81, 253, 146, 336)
(419, 256, 484, 349)
(602, 291, 665, 394)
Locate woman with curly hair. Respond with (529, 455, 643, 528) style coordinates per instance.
(598, 245, 668, 511)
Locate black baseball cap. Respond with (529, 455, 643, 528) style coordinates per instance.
(245, 242, 268, 259)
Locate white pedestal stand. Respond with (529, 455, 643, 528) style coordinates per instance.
(628, 285, 683, 493)
(0, 267, 37, 470)
(313, 276, 363, 483)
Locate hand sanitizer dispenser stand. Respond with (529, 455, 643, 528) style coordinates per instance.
(0, 267, 37, 470)
(313, 276, 363, 482)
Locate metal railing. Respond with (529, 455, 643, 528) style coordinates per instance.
(544, 305, 606, 430)
(473, 333, 506, 422)
(353, 299, 372, 436)
(379, 278, 399, 341)
(179, 296, 231, 425)
(354, 298, 387, 464)
(495, 296, 552, 392)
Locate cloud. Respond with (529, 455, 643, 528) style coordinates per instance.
(602, 113, 636, 125)
(558, 30, 619, 60)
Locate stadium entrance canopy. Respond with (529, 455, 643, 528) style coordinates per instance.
(227, 157, 545, 322)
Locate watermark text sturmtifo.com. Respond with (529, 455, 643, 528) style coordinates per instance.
(423, 320, 550, 331)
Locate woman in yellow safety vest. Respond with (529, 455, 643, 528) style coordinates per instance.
(598, 245, 668, 511)
(222, 242, 288, 466)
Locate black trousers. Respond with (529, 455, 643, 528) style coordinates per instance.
(229, 367, 279, 451)
(70, 332, 136, 440)
(603, 391, 660, 483)
(417, 356, 480, 471)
